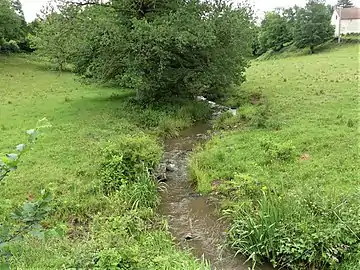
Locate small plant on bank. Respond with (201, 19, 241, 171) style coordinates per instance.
(0, 118, 52, 182)
(0, 119, 53, 269)
(99, 134, 162, 194)
(260, 139, 297, 164)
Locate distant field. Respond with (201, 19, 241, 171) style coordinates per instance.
(0, 56, 209, 269)
(190, 44, 360, 269)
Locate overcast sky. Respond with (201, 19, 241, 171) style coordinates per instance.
(20, 0, 360, 22)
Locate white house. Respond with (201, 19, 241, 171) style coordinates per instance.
(331, 7, 360, 36)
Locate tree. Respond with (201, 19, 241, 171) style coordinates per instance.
(294, 0, 334, 54)
(0, 0, 29, 53)
(0, 0, 23, 41)
(282, 5, 300, 36)
(33, 0, 254, 102)
(258, 12, 292, 52)
(337, 0, 354, 8)
(250, 24, 261, 56)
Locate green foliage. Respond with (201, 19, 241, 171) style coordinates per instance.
(259, 12, 292, 52)
(213, 97, 269, 130)
(117, 171, 160, 210)
(0, 0, 22, 40)
(33, 0, 253, 102)
(229, 190, 360, 269)
(250, 24, 262, 56)
(1, 189, 53, 268)
(1, 118, 51, 182)
(294, 0, 334, 53)
(0, 0, 28, 53)
(99, 135, 162, 194)
(11, 189, 52, 225)
(0, 120, 53, 269)
(0, 39, 20, 53)
(124, 99, 212, 137)
(190, 45, 359, 269)
(256, 1, 335, 56)
(260, 139, 297, 163)
(337, 0, 354, 8)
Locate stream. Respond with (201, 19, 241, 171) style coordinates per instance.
(159, 122, 271, 270)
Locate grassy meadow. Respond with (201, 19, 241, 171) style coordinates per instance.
(190, 44, 360, 269)
(0, 56, 210, 269)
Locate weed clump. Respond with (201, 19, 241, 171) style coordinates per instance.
(213, 91, 270, 131)
(99, 134, 162, 194)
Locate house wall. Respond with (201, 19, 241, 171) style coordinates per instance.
(340, 19, 360, 35)
(331, 12, 340, 36)
(331, 11, 360, 36)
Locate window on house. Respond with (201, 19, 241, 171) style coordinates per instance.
(336, 15, 338, 19)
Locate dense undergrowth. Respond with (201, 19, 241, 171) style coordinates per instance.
(0, 56, 210, 269)
(190, 44, 360, 269)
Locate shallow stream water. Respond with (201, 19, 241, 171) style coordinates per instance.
(159, 123, 271, 270)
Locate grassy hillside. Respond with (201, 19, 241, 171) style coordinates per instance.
(0, 56, 210, 269)
(190, 44, 360, 269)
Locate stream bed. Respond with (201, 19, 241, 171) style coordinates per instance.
(159, 123, 270, 270)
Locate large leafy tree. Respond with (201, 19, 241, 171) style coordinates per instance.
(337, 0, 354, 8)
(282, 6, 300, 37)
(34, 0, 254, 102)
(258, 12, 292, 52)
(0, 0, 23, 41)
(294, 0, 334, 54)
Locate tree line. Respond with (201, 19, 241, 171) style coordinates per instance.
(253, 0, 354, 55)
(1, 0, 354, 102)
(0, 0, 38, 53)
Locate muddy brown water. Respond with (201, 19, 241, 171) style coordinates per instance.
(159, 123, 271, 270)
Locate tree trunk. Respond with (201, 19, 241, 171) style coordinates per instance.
(310, 45, 314, 54)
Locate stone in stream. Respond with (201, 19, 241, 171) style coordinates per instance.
(184, 233, 193, 240)
(156, 172, 167, 182)
(166, 163, 176, 172)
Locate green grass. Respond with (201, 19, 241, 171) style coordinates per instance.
(0, 56, 210, 269)
(190, 44, 360, 269)
(256, 40, 357, 61)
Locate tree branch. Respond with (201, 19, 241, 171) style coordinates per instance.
(64, 0, 112, 8)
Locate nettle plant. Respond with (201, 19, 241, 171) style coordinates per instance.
(0, 118, 53, 268)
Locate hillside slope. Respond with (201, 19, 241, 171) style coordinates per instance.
(191, 44, 360, 269)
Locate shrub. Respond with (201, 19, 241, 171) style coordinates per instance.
(0, 119, 53, 268)
(118, 171, 160, 210)
(260, 139, 297, 164)
(99, 135, 162, 194)
(212, 111, 234, 130)
(212, 103, 268, 130)
(0, 39, 20, 54)
(217, 173, 266, 203)
(124, 100, 211, 137)
(7, 40, 20, 53)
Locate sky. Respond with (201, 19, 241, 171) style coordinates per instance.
(20, 0, 360, 22)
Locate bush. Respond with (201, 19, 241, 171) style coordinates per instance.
(0, 39, 20, 54)
(124, 100, 212, 137)
(260, 139, 297, 164)
(212, 103, 268, 130)
(99, 134, 162, 194)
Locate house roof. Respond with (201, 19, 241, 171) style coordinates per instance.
(336, 7, 360, 20)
